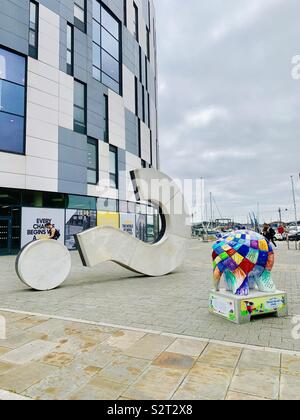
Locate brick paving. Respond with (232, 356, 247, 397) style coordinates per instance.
(0, 310, 300, 400)
(0, 240, 299, 351)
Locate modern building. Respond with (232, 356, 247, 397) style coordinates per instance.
(0, 0, 159, 255)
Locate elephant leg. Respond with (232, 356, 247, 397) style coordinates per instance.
(256, 270, 276, 292)
(224, 269, 236, 293)
(236, 277, 250, 296)
(248, 274, 256, 290)
(213, 267, 222, 291)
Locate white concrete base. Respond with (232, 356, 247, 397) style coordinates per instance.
(16, 240, 71, 291)
(209, 289, 288, 324)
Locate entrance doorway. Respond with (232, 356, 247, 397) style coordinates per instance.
(0, 216, 12, 256)
(0, 207, 21, 256)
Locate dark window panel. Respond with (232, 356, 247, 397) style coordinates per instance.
(103, 94, 109, 143)
(102, 27, 119, 60)
(74, 80, 87, 134)
(0, 113, 24, 154)
(66, 23, 74, 76)
(101, 49, 119, 82)
(0, 80, 25, 117)
(29, 1, 39, 59)
(109, 145, 118, 189)
(74, 0, 86, 32)
(0, 48, 26, 86)
(87, 138, 99, 185)
(101, 7, 119, 40)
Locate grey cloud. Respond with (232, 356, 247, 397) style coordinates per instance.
(155, 0, 300, 222)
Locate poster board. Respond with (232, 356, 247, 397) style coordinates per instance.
(65, 210, 97, 250)
(97, 212, 120, 229)
(120, 213, 136, 236)
(21, 207, 65, 248)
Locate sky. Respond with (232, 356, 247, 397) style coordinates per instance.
(154, 0, 300, 223)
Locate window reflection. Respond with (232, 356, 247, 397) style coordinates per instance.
(92, 2, 121, 95)
(0, 47, 25, 154)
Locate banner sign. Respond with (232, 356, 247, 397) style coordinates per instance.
(21, 207, 65, 247)
(65, 210, 97, 250)
(97, 212, 120, 229)
(120, 213, 136, 236)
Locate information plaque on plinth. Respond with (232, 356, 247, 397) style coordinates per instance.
(209, 289, 288, 324)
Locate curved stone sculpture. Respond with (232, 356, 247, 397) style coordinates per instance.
(15, 169, 190, 290)
(16, 240, 71, 291)
(75, 168, 190, 276)
(212, 230, 276, 296)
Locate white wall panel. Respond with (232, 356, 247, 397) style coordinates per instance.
(140, 121, 151, 162)
(58, 72, 73, 130)
(0, 173, 26, 190)
(123, 65, 135, 114)
(38, 5, 60, 69)
(108, 91, 126, 150)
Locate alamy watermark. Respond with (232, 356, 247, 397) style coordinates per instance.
(291, 56, 300, 80)
(291, 316, 300, 340)
(0, 316, 6, 340)
(96, 172, 205, 223)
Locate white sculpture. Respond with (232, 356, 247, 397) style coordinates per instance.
(16, 240, 71, 291)
(15, 169, 190, 290)
(75, 168, 190, 276)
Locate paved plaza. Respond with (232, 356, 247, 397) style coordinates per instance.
(0, 310, 300, 400)
(0, 240, 300, 400)
(0, 240, 300, 351)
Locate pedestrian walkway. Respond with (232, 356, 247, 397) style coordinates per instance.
(0, 310, 299, 400)
(0, 241, 299, 351)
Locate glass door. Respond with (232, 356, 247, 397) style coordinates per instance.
(0, 217, 12, 255)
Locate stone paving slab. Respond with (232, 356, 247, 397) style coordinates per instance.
(0, 241, 299, 352)
(0, 311, 299, 400)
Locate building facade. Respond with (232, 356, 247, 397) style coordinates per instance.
(0, 0, 159, 255)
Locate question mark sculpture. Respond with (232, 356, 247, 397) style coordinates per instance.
(15, 169, 190, 291)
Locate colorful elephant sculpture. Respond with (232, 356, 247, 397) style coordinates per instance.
(212, 230, 276, 296)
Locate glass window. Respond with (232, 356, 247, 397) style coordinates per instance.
(0, 188, 22, 206)
(67, 23, 74, 76)
(133, 3, 139, 42)
(29, 1, 38, 59)
(123, 0, 127, 27)
(74, 80, 86, 134)
(101, 73, 119, 94)
(109, 145, 118, 189)
(93, 43, 101, 68)
(0, 80, 25, 116)
(93, 21, 101, 45)
(0, 49, 25, 86)
(67, 195, 97, 210)
(101, 49, 119, 82)
(97, 198, 118, 212)
(0, 47, 26, 155)
(101, 28, 119, 60)
(0, 113, 25, 154)
(92, 2, 121, 95)
(74, 0, 86, 32)
(93, 0, 101, 22)
(93, 67, 101, 81)
(101, 7, 119, 39)
(103, 94, 109, 142)
(87, 138, 99, 185)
